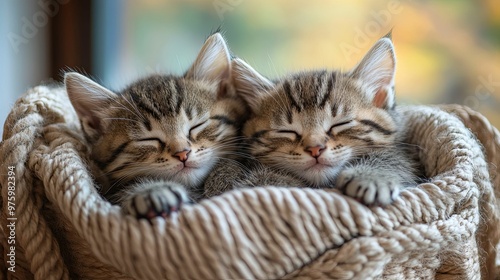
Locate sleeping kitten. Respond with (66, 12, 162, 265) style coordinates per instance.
(230, 35, 418, 205)
(65, 33, 248, 219)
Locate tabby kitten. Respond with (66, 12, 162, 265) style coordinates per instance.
(231, 36, 418, 205)
(65, 33, 248, 219)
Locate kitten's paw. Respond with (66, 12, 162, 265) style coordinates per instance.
(336, 169, 400, 206)
(121, 180, 192, 220)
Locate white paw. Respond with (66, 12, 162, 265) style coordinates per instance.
(336, 169, 400, 205)
(121, 180, 191, 220)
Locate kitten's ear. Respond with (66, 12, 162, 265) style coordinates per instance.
(65, 72, 116, 138)
(350, 36, 396, 109)
(232, 58, 274, 113)
(185, 33, 231, 83)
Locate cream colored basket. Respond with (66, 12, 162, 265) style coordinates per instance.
(1, 86, 499, 279)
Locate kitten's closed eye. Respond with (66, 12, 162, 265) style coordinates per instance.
(138, 137, 166, 148)
(329, 120, 353, 134)
(138, 137, 164, 143)
(189, 120, 208, 138)
(135, 137, 166, 150)
(277, 130, 301, 137)
(268, 130, 301, 141)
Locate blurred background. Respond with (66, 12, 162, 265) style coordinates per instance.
(1, 0, 499, 137)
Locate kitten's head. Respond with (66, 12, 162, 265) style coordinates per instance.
(66, 33, 247, 192)
(232, 36, 398, 187)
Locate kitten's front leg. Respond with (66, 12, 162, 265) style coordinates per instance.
(335, 151, 416, 206)
(120, 180, 192, 220)
(336, 166, 400, 205)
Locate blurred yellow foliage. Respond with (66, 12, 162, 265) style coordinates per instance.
(122, 0, 500, 127)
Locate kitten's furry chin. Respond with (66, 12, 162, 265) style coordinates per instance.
(170, 159, 216, 189)
(297, 164, 342, 188)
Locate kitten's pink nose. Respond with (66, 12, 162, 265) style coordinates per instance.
(305, 145, 325, 158)
(174, 149, 191, 162)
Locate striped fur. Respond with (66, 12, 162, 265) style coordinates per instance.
(233, 36, 418, 205)
(66, 34, 248, 209)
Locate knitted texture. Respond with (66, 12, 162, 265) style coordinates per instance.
(0, 86, 499, 279)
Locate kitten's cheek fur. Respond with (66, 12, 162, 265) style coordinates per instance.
(300, 166, 342, 188)
(172, 161, 215, 189)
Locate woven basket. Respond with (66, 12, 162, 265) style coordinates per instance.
(1, 85, 499, 279)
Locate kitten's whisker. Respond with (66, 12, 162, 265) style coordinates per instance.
(102, 174, 133, 196)
(108, 96, 147, 124)
(215, 145, 249, 151)
(216, 152, 254, 160)
(393, 141, 424, 149)
(118, 96, 148, 122)
(263, 85, 290, 116)
(103, 117, 144, 125)
(108, 105, 140, 121)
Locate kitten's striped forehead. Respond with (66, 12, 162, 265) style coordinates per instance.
(267, 70, 357, 123)
(121, 75, 216, 120)
(279, 70, 336, 111)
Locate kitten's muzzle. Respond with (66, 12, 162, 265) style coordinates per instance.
(174, 149, 191, 162)
(305, 145, 325, 158)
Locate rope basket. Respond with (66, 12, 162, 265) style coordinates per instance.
(0, 85, 499, 279)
